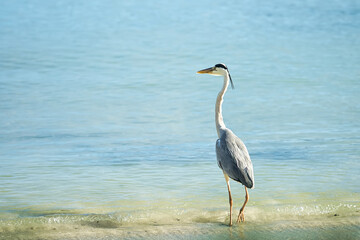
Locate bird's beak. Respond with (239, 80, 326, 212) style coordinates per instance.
(197, 67, 214, 74)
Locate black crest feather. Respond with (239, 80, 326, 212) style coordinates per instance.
(215, 63, 234, 89)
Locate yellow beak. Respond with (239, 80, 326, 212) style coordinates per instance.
(197, 67, 214, 74)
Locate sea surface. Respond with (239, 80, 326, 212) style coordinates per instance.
(0, 0, 359, 239)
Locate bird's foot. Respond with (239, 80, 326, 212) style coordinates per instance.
(236, 211, 245, 223)
(228, 214, 233, 226)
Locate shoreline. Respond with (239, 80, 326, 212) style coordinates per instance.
(1, 209, 359, 240)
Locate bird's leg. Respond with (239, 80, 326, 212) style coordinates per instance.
(224, 173, 233, 226)
(237, 186, 249, 223)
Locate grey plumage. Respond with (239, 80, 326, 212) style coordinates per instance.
(216, 128, 254, 189)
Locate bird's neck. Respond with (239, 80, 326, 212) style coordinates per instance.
(216, 74, 229, 137)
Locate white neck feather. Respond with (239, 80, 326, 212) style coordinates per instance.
(215, 74, 229, 137)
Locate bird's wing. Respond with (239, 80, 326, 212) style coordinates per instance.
(216, 129, 254, 188)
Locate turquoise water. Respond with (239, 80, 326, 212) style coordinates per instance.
(0, 0, 360, 239)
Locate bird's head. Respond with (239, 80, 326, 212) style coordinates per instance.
(197, 63, 234, 89)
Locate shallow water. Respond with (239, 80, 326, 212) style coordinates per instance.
(0, 0, 360, 239)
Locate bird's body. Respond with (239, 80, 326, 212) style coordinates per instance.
(216, 128, 254, 188)
(197, 63, 254, 226)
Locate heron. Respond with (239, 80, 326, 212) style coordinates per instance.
(197, 63, 254, 226)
